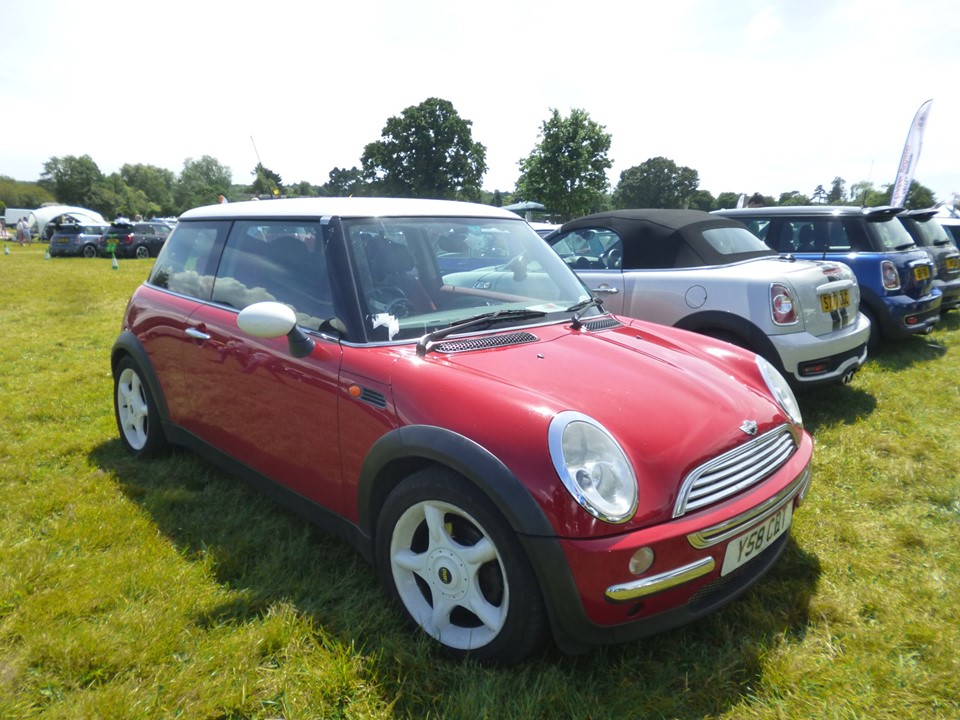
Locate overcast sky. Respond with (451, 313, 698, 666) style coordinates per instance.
(2, 0, 958, 204)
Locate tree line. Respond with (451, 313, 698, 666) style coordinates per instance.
(0, 97, 941, 223)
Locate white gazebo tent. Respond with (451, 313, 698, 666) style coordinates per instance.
(28, 205, 106, 239)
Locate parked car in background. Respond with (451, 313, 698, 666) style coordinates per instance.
(528, 221, 561, 238)
(112, 197, 813, 663)
(47, 222, 107, 258)
(715, 206, 941, 350)
(939, 217, 960, 246)
(897, 208, 960, 311)
(544, 209, 869, 387)
(99, 220, 174, 259)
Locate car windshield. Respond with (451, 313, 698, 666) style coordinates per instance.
(868, 217, 916, 251)
(342, 216, 594, 342)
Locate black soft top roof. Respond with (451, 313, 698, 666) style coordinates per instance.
(558, 209, 775, 267)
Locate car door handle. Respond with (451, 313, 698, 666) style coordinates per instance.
(592, 285, 619, 294)
(186, 327, 211, 341)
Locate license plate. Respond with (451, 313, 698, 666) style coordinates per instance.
(820, 289, 850, 313)
(721, 502, 793, 575)
(55, 238, 69, 244)
(946, 257, 960, 271)
(913, 265, 931, 281)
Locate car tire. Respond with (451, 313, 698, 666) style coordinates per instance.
(375, 467, 547, 664)
(114, 356, 167, 456)
(82, 244, 97, 259)
(134, 245, 151, 260)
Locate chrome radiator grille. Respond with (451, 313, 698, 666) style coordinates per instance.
(673, 424, 797, 518)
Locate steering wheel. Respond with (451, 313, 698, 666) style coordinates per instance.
(601, 247, 622, 269)
(368, 286, 413, 318)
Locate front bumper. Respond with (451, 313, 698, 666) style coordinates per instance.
(521, 431, 814, 654)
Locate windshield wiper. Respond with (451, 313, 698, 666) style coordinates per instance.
(566, 296, 604, 330)
(416, 309, 546, 357)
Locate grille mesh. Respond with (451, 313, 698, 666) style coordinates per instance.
(674, 425, 796, 517)
(434, 332, 538, 353)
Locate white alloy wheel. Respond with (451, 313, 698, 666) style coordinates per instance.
(390, 499, 508, 650)
(116, 366, 150, 450)
(114, 357, 166, 456)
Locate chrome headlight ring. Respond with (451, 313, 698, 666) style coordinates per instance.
(548, 411, 638, 524)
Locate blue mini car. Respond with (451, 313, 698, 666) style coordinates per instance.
(715, 206, 940, 349)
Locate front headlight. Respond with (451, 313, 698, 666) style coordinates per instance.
(756, 356, 803, 427)
(548, 411, 638, 524)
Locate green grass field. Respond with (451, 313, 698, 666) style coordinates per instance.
(1, 242, 958, 719)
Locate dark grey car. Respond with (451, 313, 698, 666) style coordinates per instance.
(48, 223, 108, 258)
(99, 221, 174, 259)
(898, 209, 960, 311)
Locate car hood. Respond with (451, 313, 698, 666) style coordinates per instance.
(389, 317, 796, 534)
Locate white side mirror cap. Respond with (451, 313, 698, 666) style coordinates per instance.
(237, 301, 297, 338)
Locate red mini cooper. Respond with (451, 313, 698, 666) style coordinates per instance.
(112, 197, 813, 663)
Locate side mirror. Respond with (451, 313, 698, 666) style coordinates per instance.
(237, 301, 315, 358)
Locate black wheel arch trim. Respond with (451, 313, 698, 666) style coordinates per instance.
(111, 330, 171, 424)
(356, 424, 593, 652)
(673, 311, 784, 375)
(356, 424, 556, 540)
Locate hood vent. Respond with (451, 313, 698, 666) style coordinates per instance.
(582, 317, 622, 331)
(435, 331, 538, 353)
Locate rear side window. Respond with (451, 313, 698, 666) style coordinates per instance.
(767, 219, 851, 252)
(148, 221, 230, 300)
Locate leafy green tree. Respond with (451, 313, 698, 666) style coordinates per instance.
(251, 163, 283, 199)
(175, 156, 232, 211)
(904, 180, 935, 209)
(688, 189, 716, 211)
(826, 177, 846, 204)
(713, 192, 742, 210)
(612, 157, 699, 209)
(120, 164, 176, 216)
(812, 185, 827, 204)
(0, 176, 55, 208)
(360, 98, 487, 201)
(39, 155, 103, 206)
(320, 166, 368, 197)
(516, 108, 612, 221)
(287, 180, 318, 198)
(779, 190, 811, 206)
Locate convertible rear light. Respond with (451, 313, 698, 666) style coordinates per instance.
(881, 260, 900, 290)
(770, 283, 797, 325)
(121, 233, 134, 245)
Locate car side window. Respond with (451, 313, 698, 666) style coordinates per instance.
(148, 221, 229, 300)
(551, 229, 622, 269)
(212, 222, 333, 331)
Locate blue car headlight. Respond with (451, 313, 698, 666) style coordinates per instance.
(548, 411, 638, 524)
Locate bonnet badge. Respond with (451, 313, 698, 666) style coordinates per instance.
(739, 420, 759, 436)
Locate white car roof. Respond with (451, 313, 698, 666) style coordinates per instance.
(180, 197, 523, 222)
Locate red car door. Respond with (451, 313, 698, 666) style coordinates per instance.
(179, 301, 345, 513)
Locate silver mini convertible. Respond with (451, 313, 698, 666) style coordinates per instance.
(545, 209, 871, 387)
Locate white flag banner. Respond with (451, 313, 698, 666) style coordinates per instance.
(890, 99, 933, 208)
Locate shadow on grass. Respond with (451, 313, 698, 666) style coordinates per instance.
(796, 382, 877, 434)
(89, 439, 821, 718)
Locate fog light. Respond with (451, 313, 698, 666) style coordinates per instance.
(628, 547, 655, 575)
